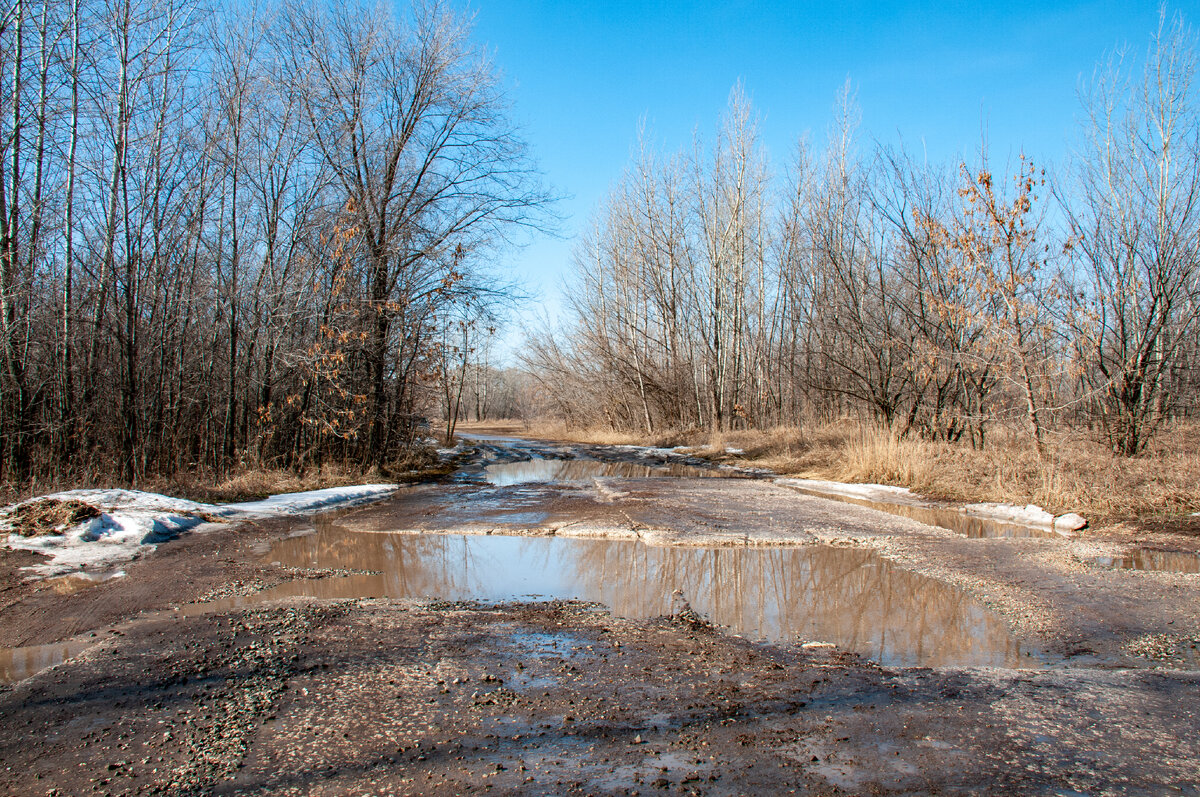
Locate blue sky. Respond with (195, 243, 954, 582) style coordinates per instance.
(457, 1, 1200, 358)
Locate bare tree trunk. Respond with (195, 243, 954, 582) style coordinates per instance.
(59, 0, 80, 464)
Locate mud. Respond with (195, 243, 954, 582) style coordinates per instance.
(1, 599, 1197, 796)
(1, 434, 1199, 794)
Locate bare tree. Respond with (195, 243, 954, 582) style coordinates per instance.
(277, 0, 548, 465)
(1065, 10, 1200, 455)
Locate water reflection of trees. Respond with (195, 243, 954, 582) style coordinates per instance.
(564, 543, 1023, 667)
(0, 641, 93, 684)
(263, 527, 1022, 668)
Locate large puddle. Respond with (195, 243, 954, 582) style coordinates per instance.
(217, 521, 1029, 669)
(0, 446, 1044, 684)
(782, 486, 1062, 539)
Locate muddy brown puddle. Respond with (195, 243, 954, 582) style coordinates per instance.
(1092, 549, 1200, 572)
(0, 442, 1047, 684)
(0, 639, 95, 684)
(215, 519, 1031, 669)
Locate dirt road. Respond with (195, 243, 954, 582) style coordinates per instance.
(1, 436, 1198, 795)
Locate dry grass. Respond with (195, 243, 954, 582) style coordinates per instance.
(164, 448, 446, 504)
(536, 419, 1200, 523)
(908, 424, 1200, 521)
(5, 498, 101, 537)
(167, 464, 383, 504)
(0, 445, 447, 508)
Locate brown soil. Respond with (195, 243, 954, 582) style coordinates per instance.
(2, 436, 1199, 794)
(2, 591, 1198, 796)
(1129, 514, 1200, 538)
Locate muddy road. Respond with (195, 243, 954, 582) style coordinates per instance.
(1, 435, 1199, 795)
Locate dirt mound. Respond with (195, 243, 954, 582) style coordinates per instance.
(8, 498, 100, 537)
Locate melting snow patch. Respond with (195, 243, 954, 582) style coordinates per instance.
(614, 445, 682, 459)
(222, 484, 397, 518)
(436, 440, 464, 458)
(3, 484, 396, 577)
(962, 502, 1056, 527)
(963, 503, 1086, 534)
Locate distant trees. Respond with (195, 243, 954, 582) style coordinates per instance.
(529, 12, 1200, 456)
(0, 0, 547, 484)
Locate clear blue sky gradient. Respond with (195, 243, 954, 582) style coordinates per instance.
(456, 1, 1200, 359)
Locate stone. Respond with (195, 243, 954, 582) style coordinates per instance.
(1054, 513, 1088, 533)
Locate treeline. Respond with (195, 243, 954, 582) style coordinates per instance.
(527, 15, 1200, 456)
(0, 0, 546, 483)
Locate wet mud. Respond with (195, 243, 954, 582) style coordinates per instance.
(1, 434, 1199, 794)
(1, 599, 1197, 796)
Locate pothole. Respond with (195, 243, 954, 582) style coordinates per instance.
(193, 524, 1035, 669)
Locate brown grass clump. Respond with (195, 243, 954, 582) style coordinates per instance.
(7, 498, 100, 537)
(809, 422, 1200, 521)
(834, 427, 937, 489)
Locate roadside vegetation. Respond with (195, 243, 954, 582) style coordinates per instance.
(0, 0, 549, 494)
(518, 12, 1200, 528)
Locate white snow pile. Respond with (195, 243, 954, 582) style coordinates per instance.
(962, 502, 1088, 534)
(222, 484, 397, 518)
(614, 444, 683, 459)
(436, 440, 465, 458)
(3, 484, 397, 577)
(776, 477, 1087, 536)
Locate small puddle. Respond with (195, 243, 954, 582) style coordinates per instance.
(203, 522, 1031, 668)
(484, 458, 717, 486)
(782, 486, 1061, 539)
(42, 570, 126, 595)
(1092, 549, 1200, 573)
(0, 639, 95, 684)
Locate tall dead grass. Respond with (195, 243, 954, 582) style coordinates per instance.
(834, 427, 937, 489)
